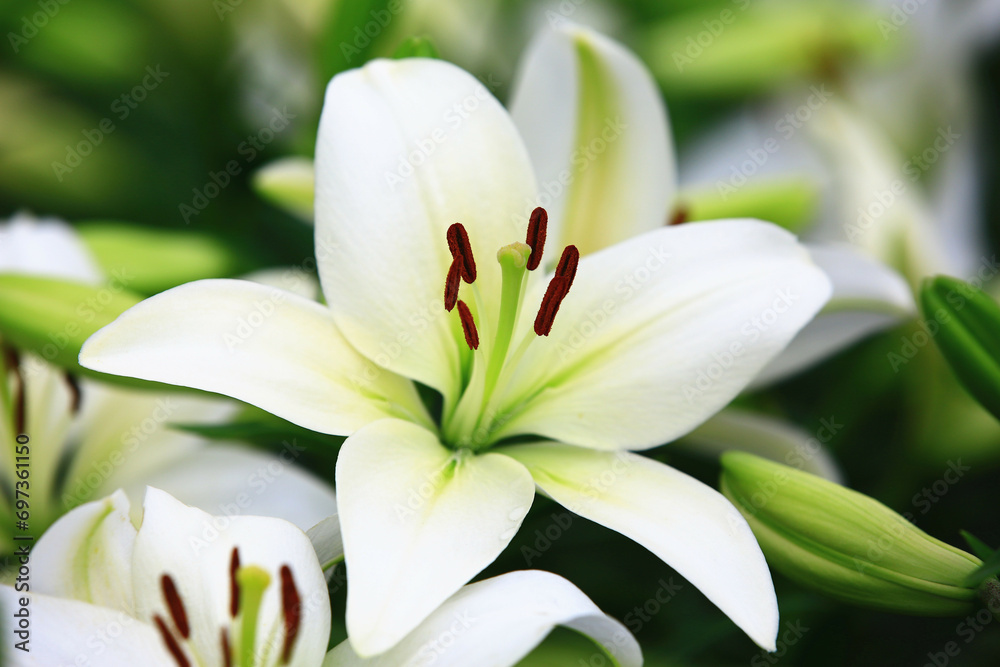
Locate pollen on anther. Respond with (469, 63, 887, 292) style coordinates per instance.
(456, 300, 480, 350)
(221, 628, 233, 667)
(229, 548, 241, 618)
(444, 260, 461, 311)
(525, 207, 548, 271)
(154, 615, 191, 667)
(280, 565, 302, 664)
(533, 245, 580, 337)
(446, 223, 477, 283)
(668, 205, 689, 226)
(161, 574, 190, 639)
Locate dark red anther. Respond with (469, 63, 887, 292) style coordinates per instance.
(456, 300, 479, 350)
(228, 548, 241, 618)
(444, 260, 461, 312)
(221, 628, 233, 667)
(280, 565, 302, 664)
(64, 373, 82, 414)
(668, 205, 689, 226)
(154, 615, 191, 667)
(4, 348, 25, 436)
(525, 207, 548, 271)
(161, 575, 190, 639)
(533, 246, 579, 337)
(446, 223, 476, 283)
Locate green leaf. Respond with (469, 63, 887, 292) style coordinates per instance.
(77, 222, 243, 295)
(959, 532, 1000, 586)
(392, 36, 440, 60)
(319, 0, 403, 81)
(920, 275, 1000, 422)
(961, 530, 996, 561)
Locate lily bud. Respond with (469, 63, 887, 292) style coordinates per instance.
(251, 158, 316, 222)
(720, 452, 982, 616)
(678, 179, 819, 234)
(920, 275, 1000, 422)
(78, 222, 242, 295)
(0, 274, 142, 377)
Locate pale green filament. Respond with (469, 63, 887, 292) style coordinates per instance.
(236, 566, 271, 667)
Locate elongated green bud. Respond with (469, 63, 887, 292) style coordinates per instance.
(721, 452, 982, 616)
(78, 222, 242, 295)
(0, 275, 141, 378)
(678, 179, 819, 235)
(252, 158, 316, 221)
(921, 275, 1000, 422)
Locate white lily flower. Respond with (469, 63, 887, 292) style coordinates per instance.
(3, 488, 641, 667)
(1, 487, 331, 666)
(81, 53, 832, 654)
(0, 215, 338, 542)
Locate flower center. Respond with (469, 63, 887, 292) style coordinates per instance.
(152, 547, 303, 667)
(440, 207, 579, 451)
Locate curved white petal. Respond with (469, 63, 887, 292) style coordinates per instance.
(494, 220, 832, 450)
(31, 490, 136, 613)
(132, 487, 331, 667)
(335, 419, 535, 656)
(63, 379, 234, 507)
(323, 570, 641, 667)
(752, 243, 914, 386)
(79, 279, 427, 436)
(499, 444, 779, 651)
(307, 514, 344, 571)
(0, 213, 101, 283)
(680, 408, 845, 483)
(510, 24, 675, 256)
(314, 58, 538, 402)
(118, 444, 338, 531)
(0, 588, 173, 667)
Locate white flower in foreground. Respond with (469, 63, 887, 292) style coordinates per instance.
(81, 55, 833, 654)
(0, 215, 337, 543)
(2, 488, 641, 667)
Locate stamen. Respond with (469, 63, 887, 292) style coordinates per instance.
(457, 300, 480, 350)
(64, 373, 81, 414)
(668, 205, 689, 226)
(444, 260, 461, 312)
(533, 246, 580, 336)
(525, 207, 548, 271)
(236, 566, 272, 667)
(4, 348, 25, 435)
(446, 223, 477, 283)
(161, 574, 190, 639)
(221, 628, 233, 667)
(229, 548, 241, 618)
(154, 615, 191, 667)
(280, 565, 302, 664)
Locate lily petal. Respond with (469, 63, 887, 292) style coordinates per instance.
(752, 244, 915, 386)
(131, 487, 331, 667)
(32, 490, 136, 613)
(510, 24, 675, 255)
(0, 588, 173, 666)
(323, 570, 642, 667)
(307, 514, 344, 572)
(0, 213, 101, 283)
(118, 444, 338, 531)
(79, 279, 427, 436)
(335, 419, 535, 656)
(314, 58, 538, 402)
(499, 444, 779, 651)
(495, 219, 831, 450)
(680, 408, 845, 483)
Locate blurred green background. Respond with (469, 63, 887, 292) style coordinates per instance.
(3, 0, 1000, 664)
